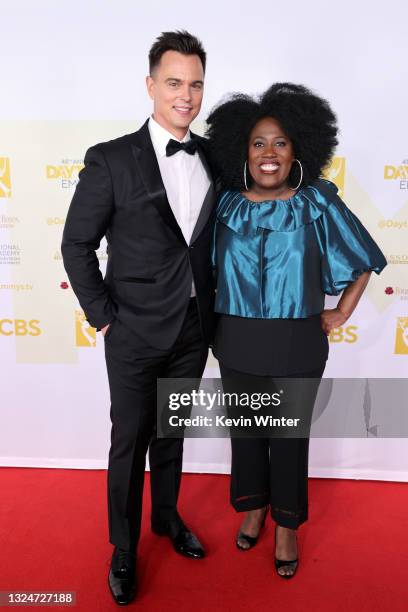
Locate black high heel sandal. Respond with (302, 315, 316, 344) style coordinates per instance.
(274, 525, 298, 579)
(236, 506, 268, 551)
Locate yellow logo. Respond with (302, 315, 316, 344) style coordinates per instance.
(378, 220, 407, 229)
(46, 164, 83, 179)
(394, 317, 408, 354)
(387, 254, 408, 264)
(384, 165, 408, 180)
(46, 217, 66, 226)
(46, 161, 84, 190)
(329, 325, 358, 343)
(323, 157, 345, 198)
(0, 158, 12, 198)
(0, 319, 40, 336)
(75, 310, 96, 347)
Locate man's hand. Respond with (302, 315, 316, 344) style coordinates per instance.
(320, 307, 349, 336)
(101, 323, 110, 337)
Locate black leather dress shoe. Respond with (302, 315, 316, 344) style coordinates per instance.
(152, 517, 206, 560)
(108, 547, 137, 606)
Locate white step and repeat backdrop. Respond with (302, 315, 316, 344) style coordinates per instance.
(1, 1, 407, 480)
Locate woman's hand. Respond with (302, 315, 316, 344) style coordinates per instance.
(321, 272, 372, 335)
(320, 307, 349, 336)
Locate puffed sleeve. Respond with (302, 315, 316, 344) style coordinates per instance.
(316, 192, 387, 295)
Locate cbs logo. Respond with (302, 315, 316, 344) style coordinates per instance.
(329, 325, 358, 343)
(0, 319, 41, 336)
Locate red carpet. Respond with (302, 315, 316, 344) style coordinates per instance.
(1, 468, 408, 611)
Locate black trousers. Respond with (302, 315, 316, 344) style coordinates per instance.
(219, 363, 325, 530)
(104, 299, 208, 552)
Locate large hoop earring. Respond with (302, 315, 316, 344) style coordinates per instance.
(243, 160, 249, 191)
(289, 159, 303, 191)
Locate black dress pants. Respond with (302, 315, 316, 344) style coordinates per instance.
(219, 363, 325, 530)
(104, 299, 208, 552)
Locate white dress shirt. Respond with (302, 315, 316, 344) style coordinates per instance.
(148, 115, 211, 297)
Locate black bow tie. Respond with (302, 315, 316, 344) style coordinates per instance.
(166, 138, 198, 157)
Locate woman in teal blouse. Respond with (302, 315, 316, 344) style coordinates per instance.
(206, 83, 387, 578)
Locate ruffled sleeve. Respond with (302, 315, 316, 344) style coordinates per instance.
(317, 190, 387, 295)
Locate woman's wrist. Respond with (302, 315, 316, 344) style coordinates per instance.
(336, 304, 351, 320)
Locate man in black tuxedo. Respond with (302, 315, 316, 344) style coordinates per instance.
(61, 30, 215, 605)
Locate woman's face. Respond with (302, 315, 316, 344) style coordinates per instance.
(247, 117, 295, 192)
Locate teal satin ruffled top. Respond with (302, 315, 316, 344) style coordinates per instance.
(213, 178, 387, 318)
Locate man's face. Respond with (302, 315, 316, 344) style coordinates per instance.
(146, 50, 204, 138)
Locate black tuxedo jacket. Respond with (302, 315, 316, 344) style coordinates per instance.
(61, 119, 216, 350)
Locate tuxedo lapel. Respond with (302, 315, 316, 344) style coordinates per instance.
(190, 183, 215, 244)
(191, 131, 213, 183)
(130, 120, 186, 244)
(190, 132, 215, 244)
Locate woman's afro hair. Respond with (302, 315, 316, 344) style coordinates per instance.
(205, 82, 338, 191)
